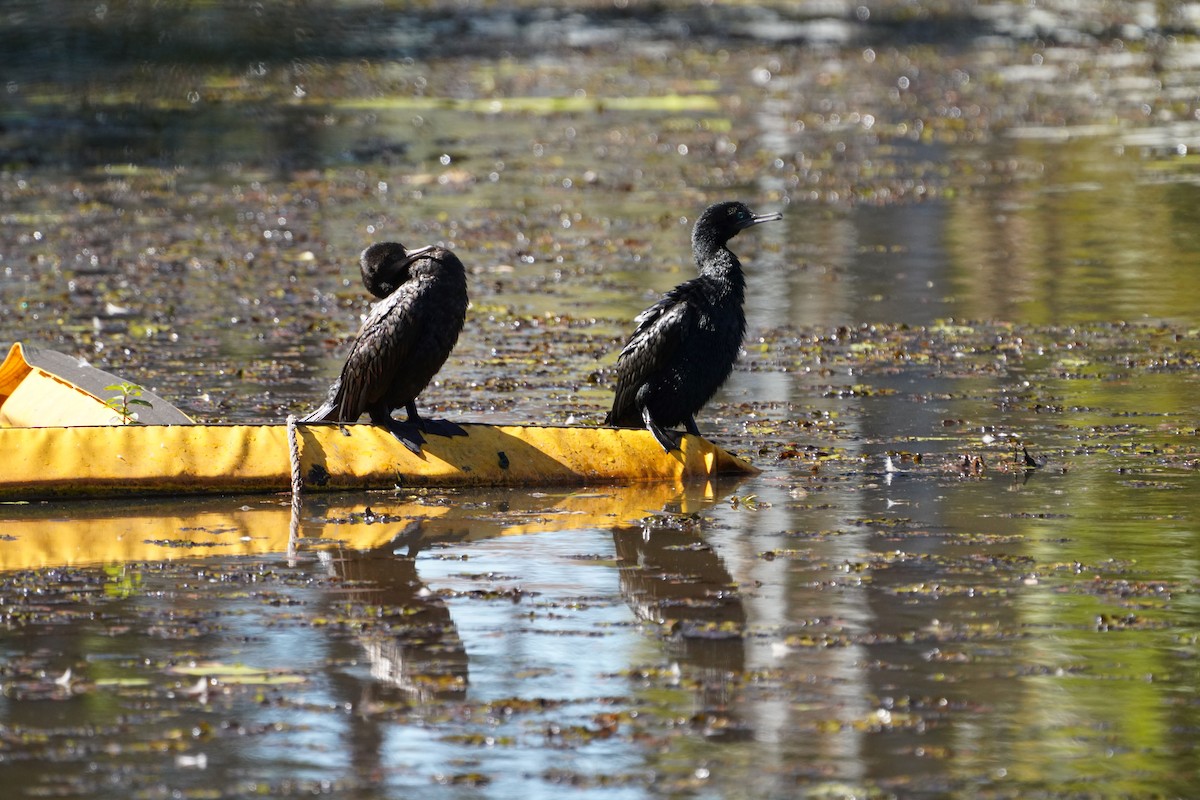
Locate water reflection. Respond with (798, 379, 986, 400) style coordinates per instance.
(0, 482, 738, 571)
(0, 481, 749, 796)
(1, 452, 1198, 794)
(615, 517, 750, 739)
(317, 521, 469, 702)
(309, 523, 471, 786)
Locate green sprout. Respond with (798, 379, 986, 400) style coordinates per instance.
(103, 382, 152, 424)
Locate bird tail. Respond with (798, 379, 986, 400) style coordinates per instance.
(603, 407, 639, 428)
(301, 377, 344, 422)
(300, 402, 336, 423)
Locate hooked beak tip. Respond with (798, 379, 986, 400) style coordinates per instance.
(741, 211, 783, 229)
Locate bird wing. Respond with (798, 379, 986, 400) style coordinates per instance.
(608, 284, 697, 423)
(333, 286, 422, 421)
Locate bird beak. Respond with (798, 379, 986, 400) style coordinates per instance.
(739, 210, 783, 229)
(399, 244, 438, 266)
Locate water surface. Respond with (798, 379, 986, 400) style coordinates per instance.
(2, 2, 1200, 796)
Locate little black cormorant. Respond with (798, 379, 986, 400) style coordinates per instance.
(304, 241, 469, 453)
(605, 201, 781, 452)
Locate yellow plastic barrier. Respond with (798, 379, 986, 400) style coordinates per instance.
(0, 341, 191, 426)
(0, 341, 758, 498)
(0, 421, 757, 499)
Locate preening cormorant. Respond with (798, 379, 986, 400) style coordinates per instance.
(605, 200, 782, 452)
(304, 241, 469, 453)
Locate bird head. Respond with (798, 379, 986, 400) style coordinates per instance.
(694, 201, 783, 248)
(360, 242, 437, 297)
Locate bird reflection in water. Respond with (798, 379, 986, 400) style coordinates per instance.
(315, 520, 469, 704)
(613, 511, 752, 742)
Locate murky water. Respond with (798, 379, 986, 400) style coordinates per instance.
(3, 1, 1200, 797)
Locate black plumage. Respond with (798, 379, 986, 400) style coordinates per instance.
(605, 201, 781, 452)
(359, 240, 427, 299)
(304, 241, 468, 453)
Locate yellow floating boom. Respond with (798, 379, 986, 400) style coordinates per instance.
(0, 420, 756, 499)
(1, 342, 758, 499)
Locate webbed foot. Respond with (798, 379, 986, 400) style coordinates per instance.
(418, 418, 469, 439)
(382, 418, 427, 454)
(649, 425, 685, 453)
(641, 406, 683, 453)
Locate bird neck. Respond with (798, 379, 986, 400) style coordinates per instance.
(694, 242, 745, 298)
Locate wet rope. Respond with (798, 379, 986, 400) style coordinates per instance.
(286, 414, 303, 559)
(286, 414, 303, 498)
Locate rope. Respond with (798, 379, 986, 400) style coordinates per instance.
(286, 414, 304, 497)
(286, 414, 303, 560)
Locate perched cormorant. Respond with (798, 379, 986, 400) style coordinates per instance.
(304, 241, 469, 453)
(605, 201, 782, 452)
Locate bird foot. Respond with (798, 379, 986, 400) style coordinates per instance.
(639, 407, 686, 454)
(416, 418, 469, 439)
(648, 424, 685, 454)
(381, 419, 427, 455)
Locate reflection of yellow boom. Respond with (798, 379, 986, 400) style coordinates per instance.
(0, 482, 732, 571)
(0, 342, 758, 499)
